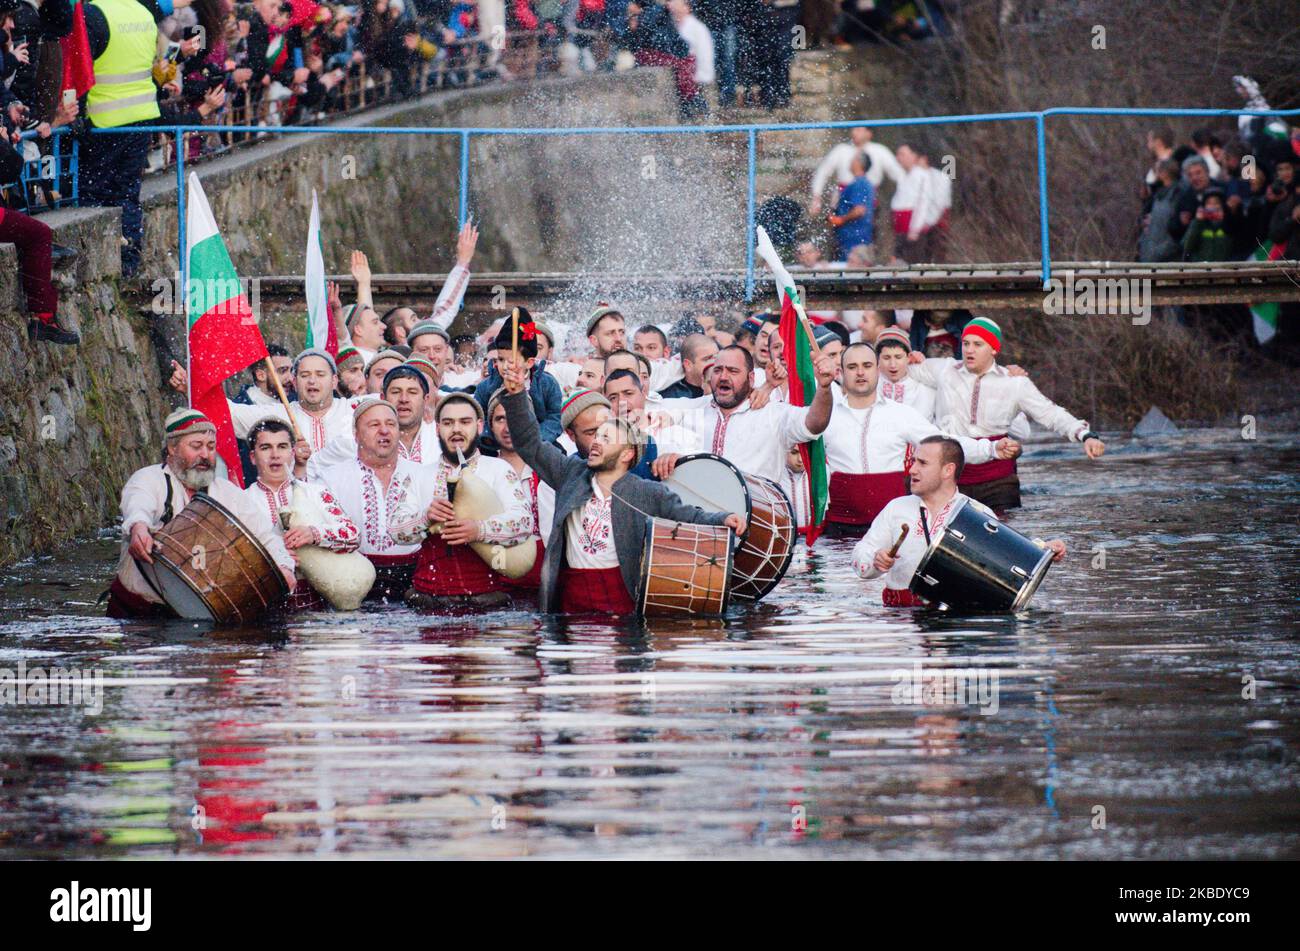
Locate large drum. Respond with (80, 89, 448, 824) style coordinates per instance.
(639, 518, 734, 617)
(908, 496, 1054, 612)
(136, 493, 289, 624)
(665, 454, 795, 602)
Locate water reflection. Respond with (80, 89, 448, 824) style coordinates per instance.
(0, 430, 1297, 858)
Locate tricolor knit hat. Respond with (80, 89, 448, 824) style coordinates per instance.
(435, 390, 483, 422)
(875, 327, 911, 353)
(407, 321, 451, 347)
(353, 397, 396, 426)
(336, 345, 364, 369)
(560, 388, 611, 431)
(962, 316, 1003, 352)
(586, 303, 623, 337)
(405, 355, 440, 384)
(163, 407, 216, 440)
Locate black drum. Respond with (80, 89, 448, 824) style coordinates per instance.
(908, 497, 1054, 612)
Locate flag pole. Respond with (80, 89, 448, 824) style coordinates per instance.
(510, 306, 519, 364)
(263, 357, 304, 444)
(179, 137, 190, 408)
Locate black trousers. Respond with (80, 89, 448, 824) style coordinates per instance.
(79, 123, 151, 276)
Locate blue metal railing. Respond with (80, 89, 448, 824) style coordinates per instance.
(84, 105, 1300, 303)
(2, 126, 78, 212)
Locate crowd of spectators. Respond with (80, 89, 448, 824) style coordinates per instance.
(1138, 77, 1300, 265)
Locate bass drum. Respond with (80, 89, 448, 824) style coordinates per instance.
(137, 493, 289, 624)
(665, 454, 795, 603)
(908, 496, 1054, 612)
(639, 518, 734, 617)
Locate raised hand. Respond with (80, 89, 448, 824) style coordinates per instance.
(168, 359, 188, 393)
(350, 250, 372, 284)
(455, 220, 479, 268)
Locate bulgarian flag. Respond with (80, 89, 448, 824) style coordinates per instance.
(185, 172, 270, 488)
(303, 190, 337, 355)
(1249, 241, 1286, 344)
(755, 226, 828, 545)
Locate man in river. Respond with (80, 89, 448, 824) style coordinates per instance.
(853, 436, 1065, 607)
(905, 317, 1105, 510)
(107, 409, 297, 619)
(499, 356, 744, 615)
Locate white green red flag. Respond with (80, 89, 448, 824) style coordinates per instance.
(185, 172, 269, 487)
(755, 226, 828, 545)
(1249, 241, 1285, 344)
(304, 189, 336, 354)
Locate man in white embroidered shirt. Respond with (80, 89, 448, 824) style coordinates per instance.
(906, 316, 1105, 511)
(108, 409, 297, 619)
(406, 392, 533, 612)
(660, 344, 837, 483)
(853, 436, 1065, 607)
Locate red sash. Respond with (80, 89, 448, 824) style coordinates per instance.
(892, 209, 913, 235)
(827, 471, 909, 528)
(957, 434, 1017, 486)
(559, 566, 634, 615)
(504, 539, 545, 590)
(105, 578, 172, 619)
(284, 582, 328, 613)
(883, 587, 927, 607)
(412, 539, 507, 597)
(366, 553, 417, 567)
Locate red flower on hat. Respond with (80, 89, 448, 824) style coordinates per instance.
(521, 324, 536, 341)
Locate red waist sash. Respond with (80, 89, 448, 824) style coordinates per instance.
(105, 577, 173, 619)
(957, 434, 1017, 486)
(504, 539, 545, 590)
(559, 566, 635, 615)
(412, 538, 507, 597)
(366, 552, 418, 567)
(827, 470, 909, 527)
(883, 587, 927, 607)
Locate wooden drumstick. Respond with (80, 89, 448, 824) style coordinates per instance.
(887, 524, 910, 558)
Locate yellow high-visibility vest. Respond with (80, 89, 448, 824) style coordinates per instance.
(86, 0, 162, 128)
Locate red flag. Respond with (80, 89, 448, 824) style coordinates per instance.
(60, 1, 96, 99)
(777, 289, 829, 546)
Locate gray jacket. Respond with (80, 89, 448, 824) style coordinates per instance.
(504, 390, 730, 613)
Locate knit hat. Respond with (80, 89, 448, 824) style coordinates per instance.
(560, 388, 611, 431)
(961, 316, 1003, 352)
(534, 322, 555, 349)
(407, 321, 451, 347)
(813, 324, 840, 349)
(486, 385, 508, 420)
(875, 327, 911, 353)
(405, 355, 440, 384)
(339, 303, 357, 327)
(293, 347, 338, 375)
(164, 407, 216, 440)
(435, 390, 483, 422)
(364, 348, 406, 376)
(353, 397, 396, 426)
(382, 364, 430, 395)
(586, 303, 623, 337)
(336, 345, 364, 369)
(739, 317, 763, 337)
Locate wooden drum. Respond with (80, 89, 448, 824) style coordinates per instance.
(639, 518, 734, 617)
(136, 493, 289, 624)
(665, 454, 796, 603)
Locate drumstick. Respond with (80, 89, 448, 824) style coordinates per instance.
(887, 524, 909, 558)
(510, 306, 519, 365)
(263, 356, 305, 445)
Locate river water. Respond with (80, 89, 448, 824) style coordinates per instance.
(1, 426, 1297, 859)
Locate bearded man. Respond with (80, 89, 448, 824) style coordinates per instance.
(107, 409, 296, 619)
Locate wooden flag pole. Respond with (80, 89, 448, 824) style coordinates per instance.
(510, 306, 519, 364)
(791, 297, 823, 359)
(264, 356, 304, 444)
